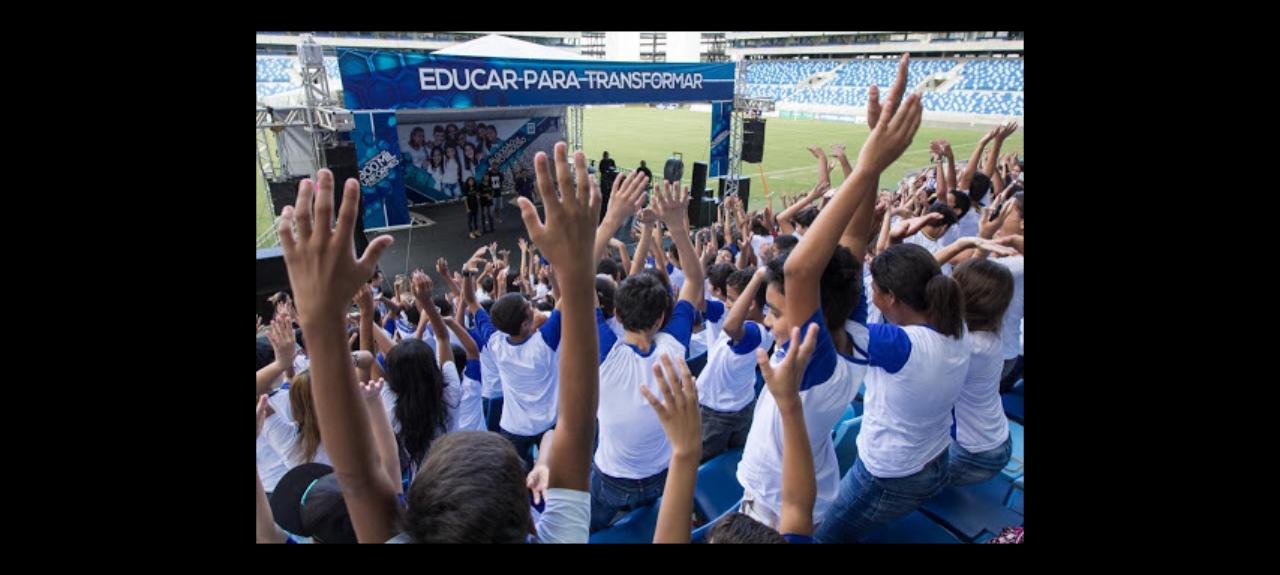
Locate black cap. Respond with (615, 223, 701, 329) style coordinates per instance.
(269, 463, 358, 543)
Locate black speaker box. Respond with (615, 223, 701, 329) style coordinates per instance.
(718, 176, 750, 206)
(742, 119, 766, 163)
(664, 157, 684, 183)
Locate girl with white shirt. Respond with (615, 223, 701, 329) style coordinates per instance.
(262, 370, 333, 469)
(406, 127, 429, 168)
(814, 243, 969, 543)
(441, 146, 463, 199)
(948, 258, 1015, 485)
(426, 148, 446, 198)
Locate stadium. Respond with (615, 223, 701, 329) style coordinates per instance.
(256, 31, 1024, 544)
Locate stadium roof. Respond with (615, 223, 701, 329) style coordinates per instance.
(433, 34, 590, 61)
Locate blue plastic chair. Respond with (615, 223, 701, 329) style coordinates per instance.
(691, 500, 741, 543)
(686, 351, 708, 378)
(1002, 392, 1024, 425)
(1001, 421, 1024, 482)
(693, 449, 745, 524)
(920, 477, 1021, 542)
(834, 416, 863, 478)
(832, 404, 857, 438)
(859, 511, 963, 544)
(1007, 484, 1023, 516)
(588, 498, 664, 544)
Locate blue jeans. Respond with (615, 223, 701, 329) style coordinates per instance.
(499, 427, 547, 472)
(947, 435, 1013, 487)
(483, 396, 503, 433)
(700, 400, 755, 463)
(442, 182, 461, 199)
(814, 449, 950, 543)
(589, 462, 668, 532)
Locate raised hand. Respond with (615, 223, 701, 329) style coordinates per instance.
(856, 54, 923, 176)
(890, 212, 944, 241)
(358, 378, 385, 405)
(938, 139, 953, 157)
(411, 269, 433, 304)
(488, 242, 498, 256)
(757, 324, 819, 407)
(257, 315, 265, 335)
(266, 315, 297, 370)
(969, 237, 1019, 257)
(652, 180, 690, 232)
(517, 142, 601, 273)
(256, 394, 272, 438)
(637, 207, 657, 227)
(526, 465, 550, 507)
(997, 121, 1019, 141)
(830, 142, 847, 159)
(607, 170, 649, 222)
(278, 169, 393, 325)
(992, 234, 1024, 255)
(806, 145, 826, 159)
(354, 283, 375, 315)
(435, 257, 451, 280)
(517, 237, 529, 253)
(640, 354, 701, 461)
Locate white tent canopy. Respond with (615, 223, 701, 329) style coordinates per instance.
(432, 34, 590, 61)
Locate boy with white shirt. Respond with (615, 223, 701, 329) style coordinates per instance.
(903, 203, 957, 273)
(698, 266, 773, 462)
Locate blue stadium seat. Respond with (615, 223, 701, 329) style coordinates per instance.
(920, 477, 1021, 541)
(852, 397, 864, 417)
(589, 498, 664, 544)
(686, 351, 708, 378)
(832, 404, 857, 438)
(859, 511, 964, 544)
(1002, 391, 1023, 424)
(1001, 421, 1024, 482)
(833, 416, 862, 478)
(693, 449, 745, 524)
(691, 500, 741, 543)
(1007, 484, 1023, 515)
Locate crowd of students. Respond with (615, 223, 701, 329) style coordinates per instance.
(255, 55, 1025, 543)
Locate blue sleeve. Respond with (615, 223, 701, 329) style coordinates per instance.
(661, 300, 697, 349)
(703, 300, 726, 323)
(383, 316, 397, 333)
(646, 256, 655, 268)
(538, 309, 563, 351)
(473, 309, 499, 352)
(665, 263, 675, 274)
(867, 323, 912, 374)
(464, 359, 482, 381)
(728, 322, 762, 355)
(377, 353, 387, 372)
(786, 308, 837, 392)
(285, 537, 298, 544)
(466, 326, 482, 348)
(729, 244, 739, 256)
(782, 533, 814, 544)
(597, 309, 617, 364)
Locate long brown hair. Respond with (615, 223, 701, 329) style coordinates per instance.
(951, 259, 1014, 334)
(288, 370, 322, 464)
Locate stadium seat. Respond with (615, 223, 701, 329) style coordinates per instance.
(588, 498, 664, 544)
(920, 477, 1021, 541)
(834, 416, 863, 478)
(693, 449, 745, 524)
(686, 351, 708, 378)
(859, 511, 964, 544)
(1001, 421, 1024, 482)
(832, 404, 857, 438)
(1002, 391, 1023, 424)
(1007, 484, 1023, 515)
(691, 499, 742, 543)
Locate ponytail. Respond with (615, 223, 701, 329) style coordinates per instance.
(924, 275, 965, 340)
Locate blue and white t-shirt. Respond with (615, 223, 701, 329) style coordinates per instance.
(380, 360, 464, 435)
(262, 412, 333, 469)
(863, 265, 885, 326)
(698, 321, 774, 412)
(991, 255, 1024, 360)
(594, 301, 697, 479)
(667, 263, 686, 296)
(452, 359, 487, 432)
(737, 308, 864, 523)
(701, 299, 727, 356)
(858, 323, 969, 478)
(475, 308, 563, 437)
(954, 331, 1010, 453)
(957, 207, 982, 240)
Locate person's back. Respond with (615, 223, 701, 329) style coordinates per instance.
(474, 294, 562, 465)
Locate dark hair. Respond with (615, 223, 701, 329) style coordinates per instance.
(536, 297, 556, 312)
(400, 431, 529, 543)
(385, 339, 450, 467)
(772, 234, 799, 254)
(639, 267, 672, 297)
(489, 294, 530, 336)
(765, 246, 862, 335)
(870, 244, 965, 339)
(926, 203, 958, 229)
(616, 273, 672, 333)
(433, 125, 444, 133)
(404, 305, 421, 327)
(968, 172, 992, 204)
(409, 127, 425, 149)
(450, 344, 467, 378)
(951, 259, 1014, 334)
(480, 299, 495, 314)
(597, 257, 621, 280)
(947, 190, 972, 220)
(792, 207, 819, 229)
(596, 276, 617, 318)
(667, 241, 680, 262)
(1012, 191, 1024, 219)
(294, 328, 306, 352)
(433, 294, 453, 318)
(727, 267, 766, 311)
(707, 512, 788, 544)
(706, 263, 735, 297)
(256, 339, 275, 371)
(505, 270, 521, 294)
(479, 276, 495, 294)
(429, 147, 444, 170)
(751, 219, 771, 236)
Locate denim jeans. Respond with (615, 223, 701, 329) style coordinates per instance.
(480, 202, 494, 231)
(442, 182, 461, 199)
(499, 427, 546, 472)
(483, 396, 503, 433)
(589, 462, 669, 532)
(947, 435, 1013, 487)
(814, 449, 950, 543)
(699, 400, 755, 463)
(467, 208, 478, 232)
(999, 355, 1024, 394)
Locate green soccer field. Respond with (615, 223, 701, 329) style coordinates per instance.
(255, 107, 1022, 245)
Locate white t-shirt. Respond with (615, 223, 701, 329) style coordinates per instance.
(992, 256, 1025, 360)
(904, 228, 952, 275)
(605, 316, 625, 340)
(453, 359, 487, 432)
(668, 265, 686, 296)
(262, 413, 333, 469)
(702, 300, 727, 355)
(379, 359, 464, 435)
(533, 488, 591, 543)
(957, 207, 982, 240)
(858, 323, 969, 478)
(698, 321, 774, 412)
(475, 309, 563, 437)
(863, 266, 885, 326)
(594, 302, 697, 479)
(954, 331, 1010, 453)
(407, 145, 428, 168)
(479, 345, 503, 399)
(750, 235, 775, 267)
(257, 432, 289, 492)
(441, 158, 461, 185)
(737, 308, 864, 523)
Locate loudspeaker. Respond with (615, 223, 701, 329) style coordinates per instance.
(718, 176, 750, 206)
(257, 246, 291, 319)
(687, 185, 703, 228)
(742, 119, 766, 163)
(697, 196, 716, 228)
(268, 175, 307, 216)
(664, 156, 684, 183)
(690, 162, 708, 201)
(324, 143, 369, 256)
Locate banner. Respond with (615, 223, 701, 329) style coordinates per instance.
(398, 115, 562, 204)
(353, 112, 411, 229)
(338, 50, 735, 110)
(816, 113, 863, 124)
(709, 102, 732, 179)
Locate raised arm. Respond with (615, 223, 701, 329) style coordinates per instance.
(643, 354, 701, 544)
(436, 258, 460, 300)
(959, 127, 996, 192)
(630, 209, 656, 277)
(722, 266, 767, 343)
(359, 378, 403, 498)
(653, 180, 704, 307)
(276, 168, 398, 543)
(593, 171, 648, 266)
(934, 236, 1017, 265)
(830, 141, 854, 180)
(412, 270, 452, 371)
(987, 122, 1018, 193)
(442, 317, 479, 359)
(354, 284, 384, 381)
(257, 315, 297, 396)
(787, 54, 921, 324)
(776, 181, 830, 236)
(761, 324, 820, 537)
(609, 237, 633, 276)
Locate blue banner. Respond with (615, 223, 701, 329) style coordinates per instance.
(353, 112, 410, 229)
(338, 50, 735, 110)
(709, 102, 732, 179)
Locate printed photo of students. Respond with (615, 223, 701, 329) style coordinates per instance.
(462, 142, 480, 184)
(463, 120, 480, 147)
(425, 147, 446, 199)
(406, 127, 429, 168)
(441, 145, 462, 199)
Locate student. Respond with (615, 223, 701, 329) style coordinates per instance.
(903, 203, 958, 272)
(463, 176, 480, 239)
(261, 369, 333, 468)
(948, 258, 1015, 485)
(426, 148, 446, 198)
(462, 143, 480, 184)
(988, 192, 1024, 392)
(406, 127, 429, 168)
(441, 145, 462, 199)
(697, 266, 772, 462)
(478, 168, 496, 233)
(666, 242, 686, 295)
(589, 180, 703, 532)
(274, 144, 600, 543)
